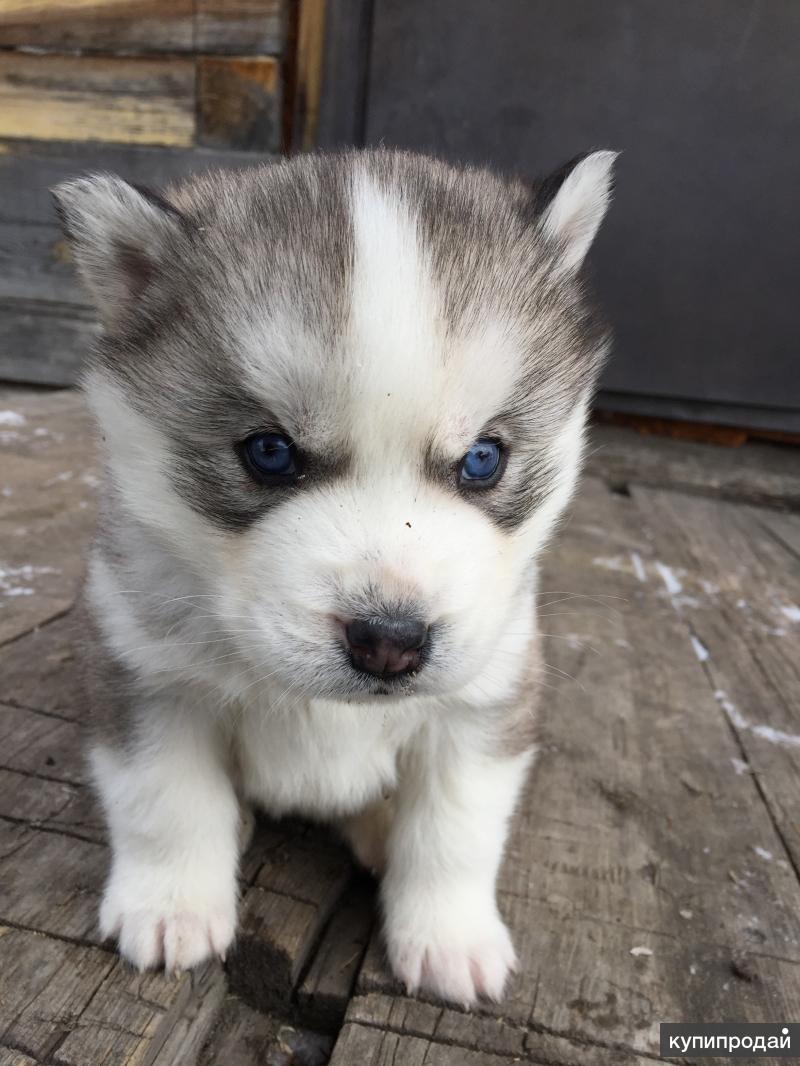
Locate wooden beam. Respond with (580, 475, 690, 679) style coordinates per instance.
(293, 0, 327, 150)
(0, 0, 285, 55)
(196, 0, 285, 55)
(0, 54, 196, 147)
(197, 55, 281, 150)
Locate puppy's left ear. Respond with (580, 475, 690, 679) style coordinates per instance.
(538, 150, 617, 273)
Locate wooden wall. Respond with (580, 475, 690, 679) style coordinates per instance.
(0, 0, 307, 385)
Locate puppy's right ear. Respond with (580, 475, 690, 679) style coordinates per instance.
(537, 150, 617, 274)
(52, 174, 185, 325)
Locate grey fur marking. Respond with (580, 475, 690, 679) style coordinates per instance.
(56, 149, 608, 535)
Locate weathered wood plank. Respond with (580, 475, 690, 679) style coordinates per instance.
(627, 486, 800, 874)
(297, 877, 375, 1030)
(355, 477, 800, 1059)
(0, 139, 275, 228)
(0, 54, 195, 147)
(0, 701, 83, 783)
(230, 819, 356, 1012)
(0, 926, 115, 1060)
(54, 959, 225, 1066)
(0, 223, 85, 306)
(0, 767, 104, 842)
(229, 851, 355, 1015)
(196, 997, 334, 1066)
(587, 424, 800, 511)
(0, 142, 276, 385)
(252, 832, 352, 908)
(330, 1023, 534, 1066)
(0, 612, 84, 717)
(0, 387, 97, 641)
(0, 924, 224, 1066)
(197, 56, 281, 151)
(195, 0, 285, 55)
(0, 0, 285, 55)
(342, 993, 655, 1066)
(0, 819, 105, 940)
(229, 887, 323, 1010)
(0, 1048, 38, 1066)
(0, 299, 98, 387)
(0, 507, 86, 644)
(755, 506, 800, 560)
(0, 0, 194, 53)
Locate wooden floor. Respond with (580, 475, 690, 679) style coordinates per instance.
(1, 385, 799, 1066)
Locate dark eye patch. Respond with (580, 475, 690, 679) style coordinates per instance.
(425, 413, 563, 532)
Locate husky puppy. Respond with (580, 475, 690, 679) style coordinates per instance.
(53, 148, 614, 1007)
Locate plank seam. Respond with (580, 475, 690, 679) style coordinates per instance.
(0, 605, 74, 650)
(341, 1011, 670, 1066)
(0, 915, 116, 957)
(0, 812, 103, 848)
(754, 513, 800, 563)
(690, 636, 800, 890)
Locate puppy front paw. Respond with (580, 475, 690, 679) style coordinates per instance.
(385, 896, 517, 1006)
(100, 867, 237, 972)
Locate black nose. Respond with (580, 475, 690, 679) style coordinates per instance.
(345, 616, 429, 678)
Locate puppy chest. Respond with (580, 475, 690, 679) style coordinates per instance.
(234, 703, 413, 816)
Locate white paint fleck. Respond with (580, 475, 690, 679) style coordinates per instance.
(655, 561, 683, 597)
(679, 909, 693, 920)
(751, 724, 800, 749)
(714, 690, 800, 749)
(736, 598, 749, 610)
(780, 605, 800, 623)
(731, 758, 749, 775)
(630, 551, 647, 582)
(630, 946, 653, 957)
(0, 563, 59, 598)
(592, 555, 627, 572)
(614, 637, 632, 650)
(700, 580, 720, 596)
(690, 635, 709, 662)
(33, 427, 48, 437)
(714, 689, 749, 730)
(689, 963, 698, 976)
(753, 846, 773, 861)
(0, 411, 25, 427)
(81, 472, 102, 488)
(44, 470, 74, 486)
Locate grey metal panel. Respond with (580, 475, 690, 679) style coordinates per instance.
(360, 0, 800, 426)
(316, 0, 375, 148)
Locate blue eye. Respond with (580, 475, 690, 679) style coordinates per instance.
(242, 432, 299, 481)
(459, 438, 504, 487)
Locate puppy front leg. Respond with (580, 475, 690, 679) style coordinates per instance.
(91, 703, 240, 972)
(382, 729, 532, 1006)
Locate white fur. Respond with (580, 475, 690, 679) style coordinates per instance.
(91, 714, 239, 972)
(541, 150, 618, 272)
(81, 160, 610, 1004)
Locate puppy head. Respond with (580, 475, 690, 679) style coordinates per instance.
(54, 149, 615, 702)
